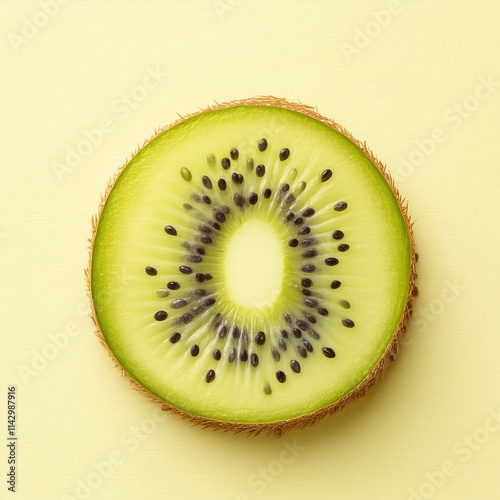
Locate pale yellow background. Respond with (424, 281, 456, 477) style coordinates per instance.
(1, 1, 500, 499)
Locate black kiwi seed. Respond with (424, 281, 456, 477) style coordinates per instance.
(338, 244, 350, 252)
(284, 193, 295, 205)
(296, 319, 308, 331)
(294, 217, 303, 226)
(303, 249, 317, 258)
(303, 312, 316, 324)
(169, 332, 181, 343)
(179, 266, 192, 274)
(164, 225, 177, 236)
(191, 305, 204, 316)
(304, 298, 318, 307)
(303, 339, 313, 352)
(145, 266, 157, 276)
(322, 347, 336, 358)
(302, 264, 316, 273)
(200, 235, 212, 244)
(214, 210, 226, 223)
(255, 331, 266, 345)
(301, 289, 312, 296)
(218, 325, 227, 338)
(218, 178, 227, 191)
(290, 360, 301, 373)
(342, 318, 355, 328)
(187, 255, 202, 263)
(196, 247, 205, 255)
(317, 307, 329, 316)
(279, 148, 290, 161)
(292, 328, 302, 338)
(278, 338, 287, 351)
(332, 230, 344, 240)
(330, 280, 341, 289)
(272, 348, 281, 362)
(301, 278, 312, 287)
(334, 201, 348, 211)
(202, 176, 213, 189)
(221, 205, 230, 214)
(232, 172, 244, 184)
(256, 164, 265, 177)
(213, 349, 221, 360)
(288, 238, 299, 247)
(325, 257, 339, 266)
(284, 211, 295, 222)
(154, 310, 167, 321)
(171, 298, 188, 309)
(303, 208, 315, 217)
(308, 329, 320, 340)
(297, 346, 307, 358)
(301, 238, 315, 247)
(240, 350, 248, 362)
(281, 183, 290, 193)
(231, 325, 240, 339)
(251, 353, 259, 367)
(190, 344, 200, 357)
(230, 148, 239, 160)
(203, 297, 216, 307)
(249, 192, 258, 205)
(180, 312, 193, 324)
(258, 138, 268, 151)
(221, 157, 231, 169)
(264, 188, 272, 199)
(321, 169, 333, 182)
(167, 281, 180, 290)
(199, 224, 212, 234)
(283, 313, 292, 325)
(281, 330, 289, 339)
(297, 226, 310, 235)
(194, 289, 206, 296)
(205, 370, 216, 383)
(204, 273, 213, 280)
(211, 222, 221, 231)
(276, 371, 286, 383)
(233, 193, 244, 207)
(228, 347, 237, 362)
(202, 195, 211, 204)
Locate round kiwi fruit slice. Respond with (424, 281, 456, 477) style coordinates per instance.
(88, 97, 417, 435)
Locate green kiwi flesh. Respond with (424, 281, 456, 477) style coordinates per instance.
(89, 98, 416, 433)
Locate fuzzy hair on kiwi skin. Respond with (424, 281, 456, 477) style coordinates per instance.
(85, 96, 418, 437)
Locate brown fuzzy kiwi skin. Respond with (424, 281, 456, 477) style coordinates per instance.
(85, 96, 418, 437)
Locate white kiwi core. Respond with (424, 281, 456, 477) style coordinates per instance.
(224, 218, 284, 310)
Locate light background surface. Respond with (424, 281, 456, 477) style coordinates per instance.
(1, 1, 500, 499)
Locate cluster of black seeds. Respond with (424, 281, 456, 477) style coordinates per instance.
(142, 138, 355, 391)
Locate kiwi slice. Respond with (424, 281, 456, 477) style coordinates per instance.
(88, 97, 417, 435)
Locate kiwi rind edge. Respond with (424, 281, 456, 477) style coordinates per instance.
(85, 96, 418, 437)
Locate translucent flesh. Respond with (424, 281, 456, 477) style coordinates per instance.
(91, 105, 410, 423)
